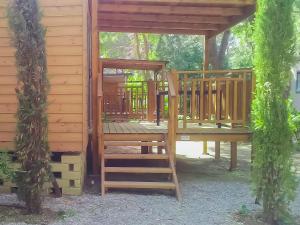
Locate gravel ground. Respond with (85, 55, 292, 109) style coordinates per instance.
(0, 142, 300, 225)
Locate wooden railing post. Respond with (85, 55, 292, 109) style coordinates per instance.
(171, 70, 179, 131)
(147, 79, 156, 122)
(167, 71, 177, 163)
(242, 73, 247, 127)
(183, 74, 188, 129)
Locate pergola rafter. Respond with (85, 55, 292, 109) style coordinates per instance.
(97, 0, 256, 36)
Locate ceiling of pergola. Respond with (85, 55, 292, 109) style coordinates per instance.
(97, 0, 256, 37)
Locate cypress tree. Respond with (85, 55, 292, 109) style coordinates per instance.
(8, 0, 50, 213)
(252, 0, 298, 223)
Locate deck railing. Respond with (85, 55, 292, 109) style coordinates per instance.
(103, 79, 168, 121)
(173, 70, 254, 129)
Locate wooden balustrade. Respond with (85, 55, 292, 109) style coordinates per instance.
(174, 70, 253, 128)
(103, 79, 168, 121)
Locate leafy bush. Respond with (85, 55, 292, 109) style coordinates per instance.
(290, 106, 300, 151)
(0, 152, 14, 181)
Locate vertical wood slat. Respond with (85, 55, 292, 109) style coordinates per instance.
(136, 87, 139, 117)
(129, 88, 132, 116)
(242, 74, 247, 126)
(216, 80, 221, 121)
(233, 80, 238, 121)
(173, 71, 179, 130)
(200, 80, 204, 121)
(191, 80, 196, 120)
(208, 80, 212, 122)
(141, 82, 145, 119)
(161, 80, 165, 120)
(225, 80, 230, 121)
(183, 74, 188, 129)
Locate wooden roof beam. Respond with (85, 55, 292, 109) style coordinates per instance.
(99, 26, 208, 35)
(98, 13, 230, 25)
(99, 20, 220, 31)
(100, 58, 167, 71)
(207, 5, 255, 37)
(98, 0, 255, 7)
(98, 4, 244, 16)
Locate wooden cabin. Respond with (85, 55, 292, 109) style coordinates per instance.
(0, 0, 256, 198)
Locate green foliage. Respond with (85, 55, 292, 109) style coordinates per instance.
(238, 205, 251, 216)
(156, 35, 203, 70)
(57, 209, 76, 221)
(229, 19, 254, 69)
(0, 152, 14, 180)
(294, 1, 300, 56)
(290, 105, 300, 151)
(251, 0, 298, 223)
(8, 0, 50, 214)
(100, 33, 133, 58)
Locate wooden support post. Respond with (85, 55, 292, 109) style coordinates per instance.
(203, 141, 208, 155)
(230, 142, 237, 171)
(215, 141, 220, 160)
(147, 80, 156, 122)
(92, 0, 99, 175)
(202, 36, 210, 155)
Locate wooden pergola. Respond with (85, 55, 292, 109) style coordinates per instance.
(90, 0, 256, 173)
(97, 0, 255, 37)
(100, 58, 168, 72)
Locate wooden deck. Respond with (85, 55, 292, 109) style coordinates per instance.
(104, 122, 167, 134)
(104, 122, 250, 139)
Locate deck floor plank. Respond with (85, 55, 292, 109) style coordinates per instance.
(104, 122, 166, 134)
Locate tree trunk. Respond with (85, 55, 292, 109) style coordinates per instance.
(217, 30, 231, 69)
(142, 34, 151, 80)
(208, 30, 231, 70)
(134, 33, 142, 59)
(48, 169, 62, 197)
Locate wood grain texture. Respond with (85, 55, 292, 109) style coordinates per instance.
(0, 0, 86, 153)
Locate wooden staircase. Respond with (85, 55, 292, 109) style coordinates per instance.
(100, 135, 181, 200)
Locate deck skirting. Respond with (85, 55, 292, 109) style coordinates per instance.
(176, 128, 251, 142)
(0, 152, 85, 196)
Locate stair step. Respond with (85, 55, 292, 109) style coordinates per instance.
(105, 167, 172, 174)
(104, 153, 169, 160)
(104, 141, 166, 147)
(104, 181, 176, 189)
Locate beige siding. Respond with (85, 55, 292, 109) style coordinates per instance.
(0, 0, 88, 153)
